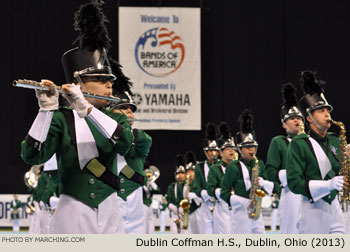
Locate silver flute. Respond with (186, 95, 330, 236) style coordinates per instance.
(13, 79, 125, 103)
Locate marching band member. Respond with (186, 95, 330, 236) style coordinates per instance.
(41, 154, 60, 233)
(111, 61, 152, 234)
(207, 122, 237, 233)
(166, 155, 186, 234)
(177, 151, 202, 234)
(286, 70, 347, 233)
(21, 2, 133, 233)
(192, 122, 219, 234)
(10, 194, 22, 232)
(143, 162, 160, 234)
(221, 109, 274, 234)
(265, 83, 303, 233)
(159, 196, 167, 232)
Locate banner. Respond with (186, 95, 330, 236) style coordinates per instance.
(0, 194, 30, 227)
(119, 7, 201, 130)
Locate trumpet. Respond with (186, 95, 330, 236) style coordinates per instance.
(13, 79, 126, 103)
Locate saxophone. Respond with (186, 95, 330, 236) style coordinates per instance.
(179, 174, 191, 229)
(247, 155, 266, 220)
(331, 120, 350, 209)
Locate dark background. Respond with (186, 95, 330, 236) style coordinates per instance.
(1, 0, 350, 194)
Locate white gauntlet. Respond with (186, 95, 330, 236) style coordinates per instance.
(35, 80, 59, 111)
(63, 84, 93, 118)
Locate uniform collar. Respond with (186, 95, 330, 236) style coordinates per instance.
(240, 158, 255, 167)
(309, 129, 328, 144)
(221, 161, 229, 167)
(287, 132, 297, 138)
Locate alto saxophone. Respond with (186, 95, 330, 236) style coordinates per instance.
(247, 155, 266, 220)
(179, 174, 191, 229)
(331, 120, 350, 209)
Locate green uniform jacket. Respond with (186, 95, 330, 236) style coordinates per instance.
(286, 130, 340, 204)
(10, 200, 22, 210)
(35, 173, 49, 203)
(221, 158, 267, 206)
(118, 129, 152, 201)
(166, 182, 179, 207)
(21, 107, 133, 208)
(206, 160, 226, 199)
(143, 185, 160, 207)
(177, 181, 200, 214)
(42, 171, 61, 205)
(192, 160, 215, 199)
(160, 203, 167, 211)
(265, 134, 296, 197)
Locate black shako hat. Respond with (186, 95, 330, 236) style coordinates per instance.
(299, 70, 333, 115)
(234, 109, 258, 148)
(280, 83, 304, 122)
(217, 122, 237, 150)
(203, 122, 220, 152)
(61, 0, 115, 83)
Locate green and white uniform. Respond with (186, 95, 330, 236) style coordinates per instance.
(192, 160, 215, 234)
(221, 158, 269, 234)
(266, 134, 301, 233)
(177, 180, 201, 234)
(21, 107, 133, 233)
(10, 199, 22, 232)
(166, 182, 181, 234)
(286, 129, 346, 233)
(117, 129, 152, 234)
(207, 160, 233, 234)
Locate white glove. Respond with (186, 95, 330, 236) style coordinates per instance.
(278, 169, 287, 187)
(201, 190, 210, 202)
(63, 84, 93, 117)
(187, 192, 202, 206)
(179, 207, 184, 215)
(35, 80, 59, 111)
(149, 181, 158, 191)
(49, 196, 59, 210)
(215, 188, 222, 200)
(309, 176, 344, 202)
(258, 177, 274, 195)
(187, 192, 197, 201)
(168, 203, 178, 215)
(230, 194, 250, 209)
(328, 176, 344, 191)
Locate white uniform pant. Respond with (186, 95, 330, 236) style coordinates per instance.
(39, 209, 50, 234)
(49, 193, 125, 234)
(344, 207, 350, 234)
(198, 200, 214, 234)
(117, 187, 145, 234)
(12, 219, 20, 232)
(143, 205, 155, 234)
(279, 186, 302, 233)
(270, 209, 278, 231)
(297, 197, 346, 234)
(160, 211, 166, 232)
(189, 209, 200, 234)
(30, 201, 41, 234)
(213, 200, 232, 234)
(232, 205, 265, 234)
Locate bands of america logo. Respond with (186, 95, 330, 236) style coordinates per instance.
(135, 27, 185, 77)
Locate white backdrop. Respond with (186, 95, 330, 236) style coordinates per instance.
(119, 7, 201, 130)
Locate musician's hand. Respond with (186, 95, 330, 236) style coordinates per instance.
(62, 83, 93, 118)
(328, 176, 344, 191)
(35, 79, 58, 111)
